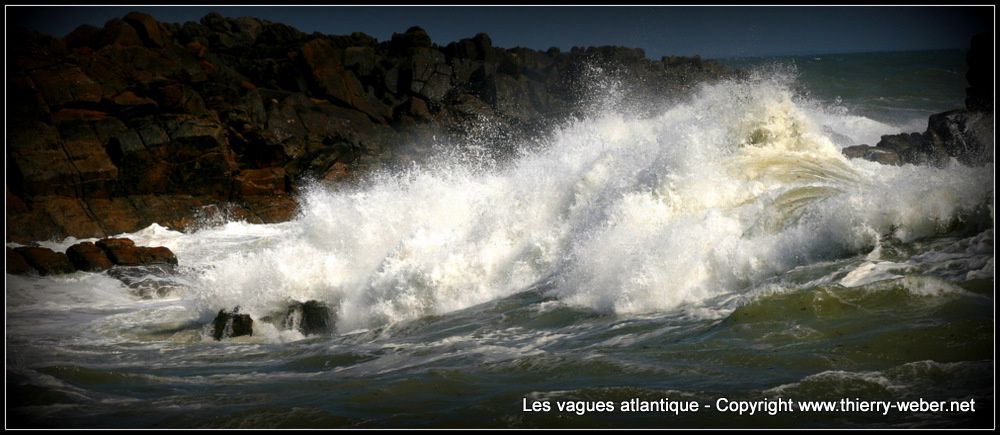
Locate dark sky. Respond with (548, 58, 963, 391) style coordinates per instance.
(7, 6, 993, 58)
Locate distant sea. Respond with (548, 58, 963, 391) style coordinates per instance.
(717, 49, 969, 132)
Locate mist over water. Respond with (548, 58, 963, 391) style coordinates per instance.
(7, 63, 994, 428)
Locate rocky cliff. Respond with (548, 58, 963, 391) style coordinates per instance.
(7, 12, 732, 243)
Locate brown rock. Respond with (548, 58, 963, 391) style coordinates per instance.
(241, 195, 298, 223)
(105, 246, 148, 267)
(236, 167, 287, 197)
(397, 96, 432, 121)
(5, 207, 64, 244)
(138, 246, 178, 265)
(64, 24, 102, 49)
(97, 237, 135, 249)
(323, 161, 351, 182)
(7, 247, 35, 275)
(40, 196, 108, 239)
(97, 18, 144, 48)
(14, 246, 75, 275)
(8, 122, 80, 197)
(113, 90, 159, 111)
(86, 197, 144, 235)
(123, 12, 167, 48)
(51, 109, 108, 123)
(98, 238, 177, 266)
(56, 119, 121, 197)
(66, 241, 114, 272)
(301, 38, 390, 121)
(28, 65, 102, 107)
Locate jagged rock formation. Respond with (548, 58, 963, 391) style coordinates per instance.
(7, 12, 731, 243)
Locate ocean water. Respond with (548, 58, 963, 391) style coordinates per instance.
(6, 52, 994, 428)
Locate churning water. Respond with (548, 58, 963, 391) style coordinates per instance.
(6, 58, 994, 428)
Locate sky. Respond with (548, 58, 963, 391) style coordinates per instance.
(6, 6, 993, 59)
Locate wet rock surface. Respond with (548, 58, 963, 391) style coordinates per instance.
(6, 237, 177, 275)
(213, 307, 254, 340)
(844, 32, 993, 167)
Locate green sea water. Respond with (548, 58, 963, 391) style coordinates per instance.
(719, 50, 969, 131)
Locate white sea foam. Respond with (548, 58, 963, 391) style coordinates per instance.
(15, 75, 992, 335)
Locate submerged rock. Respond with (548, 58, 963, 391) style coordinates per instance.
(285, 300, 335, 336)
(262, 300, 336, 336)
(841, 144, 901, 166)
(13, 246, 75, 275)
(66, 241, 114, 272)
(213, 307, 253, 340)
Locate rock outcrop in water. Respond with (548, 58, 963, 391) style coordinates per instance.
(844, 32, 994, 166)
(6, 12, 731, 243)
(6, 237, 177, 275)
(260, 300, 336, 336)
(285, 300, 335, 336)
(66, 241, 115, 271)
(12, 246, 75, 275)
(213, 307, 254, 340)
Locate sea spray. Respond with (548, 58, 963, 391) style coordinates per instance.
(168, 74, 994, 332)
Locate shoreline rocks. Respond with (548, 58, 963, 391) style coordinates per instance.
(13, 247, 75, 276)
(5, 237, 177, 275)
(844, 32, 993, 167)
(7, 11, 732, 244)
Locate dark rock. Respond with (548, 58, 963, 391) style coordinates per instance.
(138, 246, 179, 265)
(28, 65, 102, 107)
(9, 120, 83, 197)
(446, 33, 495, 63)
(344, 46, 378, 77)
(213, 307, 253, 340)
(926, 109, 993, 165)
(96, 18, 143, 48)
(66, 241, 114, 272)
(65, 24, 102, 50)
(396, 96, 432, 121)
(13, 247, 75, 275)
(7, 247, 36, 275)
(389, 26, 432, 54)
(273, 300, 335, 336)
(405, 47, 452, 101)
(6, 11, 737, 244)
(112, 90, 159, 113)
(123, 12, 168, 48)
(301, 38, 390, 121)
